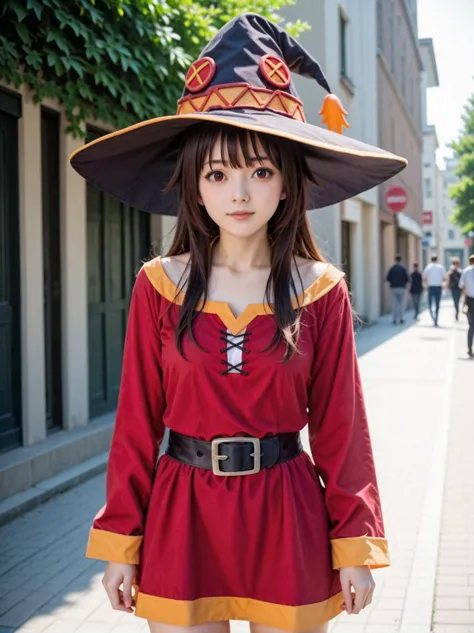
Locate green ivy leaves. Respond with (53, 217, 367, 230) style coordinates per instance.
(0, 0, 308, 137)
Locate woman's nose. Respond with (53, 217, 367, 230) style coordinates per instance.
(231, 176, 250, 203)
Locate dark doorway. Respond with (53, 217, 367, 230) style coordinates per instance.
(0, 90, 22, 453)
(86, 128, 150, 419)
(341, 220, 353, 293)
(41, 108, 62, 431)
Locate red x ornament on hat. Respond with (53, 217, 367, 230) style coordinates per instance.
(185, 57, 217, 93)
(259, 54, 291, 89)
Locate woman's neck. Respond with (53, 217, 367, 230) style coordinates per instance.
(212, 229, 271, 271)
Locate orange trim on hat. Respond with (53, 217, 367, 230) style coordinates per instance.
(177, 82, 306, 122)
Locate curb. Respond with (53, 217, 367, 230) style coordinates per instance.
(0, 452, 108, 526)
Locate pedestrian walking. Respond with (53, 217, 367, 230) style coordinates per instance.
(459, 254, 474, 357)
(386, 255, 409, 324)
(70, 13, 406, 633)
(423, 255, 446, 326)
(409, 262, 423, 320)
(447, 257, 463, 320)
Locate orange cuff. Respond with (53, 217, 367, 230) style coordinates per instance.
(330, 537, 390, 570)
(86, 528, 143, 565)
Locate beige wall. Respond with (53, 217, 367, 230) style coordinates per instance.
(377, 0, 423, 227)
(18, 89, 47, 445)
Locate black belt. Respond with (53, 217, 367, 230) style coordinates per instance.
(166, 430, 303, 476)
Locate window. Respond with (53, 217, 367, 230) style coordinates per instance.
(448, 229, 455, 240)
(339, 12, 348, 78)
(425, 178, 432, 199)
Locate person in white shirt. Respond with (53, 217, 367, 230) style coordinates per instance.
(423, 255, 446, 327)
(459, 254, 474, 357)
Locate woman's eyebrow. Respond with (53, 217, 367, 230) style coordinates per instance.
(205, 156, 270, 166)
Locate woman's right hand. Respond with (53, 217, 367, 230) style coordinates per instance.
(102, 562, 137, 612)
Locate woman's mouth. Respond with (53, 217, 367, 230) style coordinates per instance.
(228, 211, 255, 220)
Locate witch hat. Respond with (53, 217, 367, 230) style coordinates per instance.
(70, 12, 406, 215)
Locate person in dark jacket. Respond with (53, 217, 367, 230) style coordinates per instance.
(409, 262, 423, 320)
(386, 255, 410, 324)
(447, 257, 463, 320)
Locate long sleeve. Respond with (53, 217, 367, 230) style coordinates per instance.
(86, 269, 166, 565)
(308, 279, 389, 570)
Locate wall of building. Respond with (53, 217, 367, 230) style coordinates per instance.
(421, 127, 440, 263)
(377, 0, 423, 311)
(440, 157, 469, 268)
(0, 79, 153, 499)
(282, 0, 380, 321)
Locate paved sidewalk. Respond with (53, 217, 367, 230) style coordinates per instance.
(431, 304, 474, 633)
(0, 300, 470, 633)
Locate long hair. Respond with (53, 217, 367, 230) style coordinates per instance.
(165, 122, 325, 360)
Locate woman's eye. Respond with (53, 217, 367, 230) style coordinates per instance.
(207, 171, 225, 182)
(254, 168, 273, 179)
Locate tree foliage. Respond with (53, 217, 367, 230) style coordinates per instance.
(0, 0, 308, 137)
(450, 93, 474, 235)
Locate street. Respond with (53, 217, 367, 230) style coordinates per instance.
(1, 298, 473, 633)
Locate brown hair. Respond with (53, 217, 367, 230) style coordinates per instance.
(165, 122, 325, 360)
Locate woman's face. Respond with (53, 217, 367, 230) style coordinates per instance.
(198, 135, 286, 238)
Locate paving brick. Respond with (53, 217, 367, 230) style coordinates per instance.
(43, 621, 83, 633)
(331, 625, 365, 633)
(437, 575, 470, 585)
(437, 586, 474, 597)
(381, 587, 406, 599)
(433, 627, 474, 633)
(435, 611, 474, 624)
(376, 598, 405, 610)
(368, 610, 402, 624)
(436, 597, 471, 609)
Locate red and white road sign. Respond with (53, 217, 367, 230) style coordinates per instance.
(385, 185, 409, 213)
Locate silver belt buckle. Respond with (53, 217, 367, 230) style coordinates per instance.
(211, 437, 261, 476)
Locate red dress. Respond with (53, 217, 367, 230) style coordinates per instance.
(86, 256, 389, 631)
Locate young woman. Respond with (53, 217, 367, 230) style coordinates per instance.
(70, 13, 406, 633)
(447, 257, 462, 320)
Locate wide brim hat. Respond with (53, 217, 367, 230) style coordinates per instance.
(70, 13, 407, 216)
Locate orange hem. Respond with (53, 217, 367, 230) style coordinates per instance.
(86, 528, 143, 565)
(143, 256, 345, 335)
(134, 591, 345, 631)
(330, 537, 390, 570)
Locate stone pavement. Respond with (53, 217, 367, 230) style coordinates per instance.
(0, 298, 471, 633)
(431, 301, 474, 633)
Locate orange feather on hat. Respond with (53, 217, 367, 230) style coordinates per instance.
(319, 94, 350, 134)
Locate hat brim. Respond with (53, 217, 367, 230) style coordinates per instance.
(70, 109, 407, 215)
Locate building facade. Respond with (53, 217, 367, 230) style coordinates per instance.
(282, 0, 381, 322)
(376, 0, 423, 312)
(0, 80, 172, 500)
(439, 157, 470, 268)
(418, 38, 440, 267)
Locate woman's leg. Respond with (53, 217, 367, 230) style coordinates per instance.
(250, 623, 328, 633)
(148, 622, 230, 633)
(453, 288, 461, 319)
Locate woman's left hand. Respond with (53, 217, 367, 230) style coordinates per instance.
(339, 566, 375, 615)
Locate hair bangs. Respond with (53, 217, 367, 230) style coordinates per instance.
(196, 126, 282, 172)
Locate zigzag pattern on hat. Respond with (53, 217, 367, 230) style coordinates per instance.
(177, 82, 305, 122)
